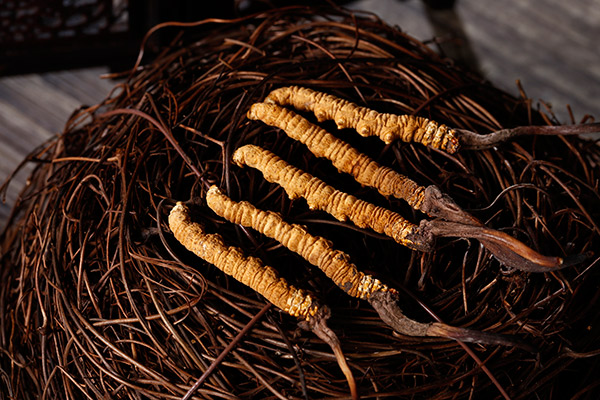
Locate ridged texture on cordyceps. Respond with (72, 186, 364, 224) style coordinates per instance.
(206, 186, 391, 300)
(265, 85, 460, 152)
(247, 102, 427, 209)
(232, 144, 427, 250)
(1, 6, 599, 400)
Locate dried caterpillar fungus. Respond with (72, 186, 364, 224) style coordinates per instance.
(206, 185, 390, 299)
(248, 102, 426, 209)
(232, 144, 434, 252)
(206, 186, 530, 350)
(245, 103, 581, 273)
(265, 86, 460, 152)
(168, 202, 319, 320)
(169, 202, 358, 399)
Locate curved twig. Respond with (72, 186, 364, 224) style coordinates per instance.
(457, 123, 600, 150)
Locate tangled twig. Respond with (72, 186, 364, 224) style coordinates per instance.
(1, 6, 598, 400)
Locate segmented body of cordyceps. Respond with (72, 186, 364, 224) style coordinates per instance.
(205, 186, 532, 351)
(206, 185, 390, 299)
(232, 145, 434, 252)
(168, 202, 319, 320)
(248, 102, 426, 209)
(170, 202, 359, 399)
(265, 86, 460, 153)
(245, 92, 583, 273)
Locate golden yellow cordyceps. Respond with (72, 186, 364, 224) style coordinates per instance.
(247, 102, 426, 210)
(232, 144, 434, 252)
(206, 185, 391, 300)
(168, 201, 358, 399)
(169, 202, 319, 320)
(264, 85, 460, 153)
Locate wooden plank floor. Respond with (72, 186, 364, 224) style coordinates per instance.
(0, 68, 117, 227)
(349, 0, 600, 120)
(1, 0, 599, 229)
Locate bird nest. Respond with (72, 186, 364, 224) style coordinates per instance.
(1, 6, 599, 400)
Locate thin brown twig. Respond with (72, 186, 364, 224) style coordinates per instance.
(181, 303, 271, 400)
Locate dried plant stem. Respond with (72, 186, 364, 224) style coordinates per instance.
(457, 123, 600, 150)
(305, 317, 358, 400)
(425, 220, 592, 273)
(265, 86, 460, 152)
(206, 186, 532, 350)
(168, 202, 358, 399)
(181, 303, 271, 400)
(232, 145, 434, 252)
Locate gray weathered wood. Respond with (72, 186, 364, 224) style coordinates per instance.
(0, 68, 116, 228)
(349, 0, 600, 120)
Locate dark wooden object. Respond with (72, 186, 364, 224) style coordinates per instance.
(0, 0, 235, 75)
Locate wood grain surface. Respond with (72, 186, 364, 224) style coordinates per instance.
(0, 68, 116, 227)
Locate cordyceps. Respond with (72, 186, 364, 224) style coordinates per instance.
(250, 89, 592, 273)
(168, 202, 359, 400)
(265, 86, 461, 152)
(206, 185, 531, 351)
(231, 144, 434, 252)
(2, 7, 598, 400)
(264, 86, 600, 152)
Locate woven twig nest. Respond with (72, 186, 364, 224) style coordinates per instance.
(1, 6, 599, 400)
